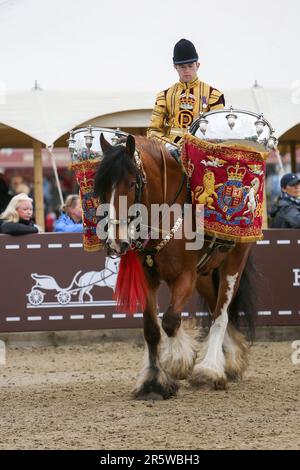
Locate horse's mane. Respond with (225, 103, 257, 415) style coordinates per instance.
(94, 137, 168, 202)
(94, 143, 138, 202)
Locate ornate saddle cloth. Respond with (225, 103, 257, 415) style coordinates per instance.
(181, 134, 269, 242)
(71, 160, 103, 252)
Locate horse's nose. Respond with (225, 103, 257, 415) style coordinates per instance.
(120, 240, 130, 254)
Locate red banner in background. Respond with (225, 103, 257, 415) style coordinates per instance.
(181, 134, 269, 242)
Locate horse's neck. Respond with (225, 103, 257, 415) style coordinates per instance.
(141, 150, 186, 206)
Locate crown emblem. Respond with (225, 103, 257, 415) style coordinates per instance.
(227, 162, 246, 181)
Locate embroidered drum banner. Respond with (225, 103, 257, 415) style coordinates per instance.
(181, 134, 270, 242)
(72, 160, 103, 252)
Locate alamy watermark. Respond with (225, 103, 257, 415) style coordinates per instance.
(96, 199, 205, 251)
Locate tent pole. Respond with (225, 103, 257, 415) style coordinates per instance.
(33, 139, 45, 231)
(47, 145, 64, 207)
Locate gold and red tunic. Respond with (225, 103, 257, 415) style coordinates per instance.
(147, 77, 225, 144)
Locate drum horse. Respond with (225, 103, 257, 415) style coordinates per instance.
(71, 110, 276, 400)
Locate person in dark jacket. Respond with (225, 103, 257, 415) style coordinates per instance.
(270, 173, 300, 228)
(0, 173, 12, 213)
(0, 193, 39, 235)
(54, 194, 83, 233)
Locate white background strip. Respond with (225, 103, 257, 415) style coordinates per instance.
(26, 244, 41, 249)
(5, 245, 20, 249)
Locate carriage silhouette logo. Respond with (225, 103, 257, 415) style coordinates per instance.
(26, 257, 119, 308)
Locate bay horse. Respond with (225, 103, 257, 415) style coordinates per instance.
(94, 134, 256, 400)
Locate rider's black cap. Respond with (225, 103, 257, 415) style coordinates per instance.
(280, 173, 300, 188)
(173, 39, 198, 65)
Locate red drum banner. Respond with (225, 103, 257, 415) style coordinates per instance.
(72, 160, 103, 251)
(181, 134, 269, 242)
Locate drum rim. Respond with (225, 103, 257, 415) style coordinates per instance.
(71, 127, 128, 136)
(189, 107, 274, 137)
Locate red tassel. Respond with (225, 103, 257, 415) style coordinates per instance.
(114, 251, 148, 314)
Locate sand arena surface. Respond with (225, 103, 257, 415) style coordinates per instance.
(0, 339, 299, 450)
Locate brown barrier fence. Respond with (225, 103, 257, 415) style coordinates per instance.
(0, 230, 299, 332)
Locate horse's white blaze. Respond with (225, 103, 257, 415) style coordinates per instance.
(107, 188, 120, 251)
(159, 324, 198, 379)
(198, 273, 238, 378)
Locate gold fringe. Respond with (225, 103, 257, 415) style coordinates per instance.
(184, 133, 270, 161)
(204, 229, 263, 243)
(71, 159, 101, 171)
(83, 244, 104, 252)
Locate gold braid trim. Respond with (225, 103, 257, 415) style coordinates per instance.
(71, 159, 101, 171)
(184, 134, 270, 161)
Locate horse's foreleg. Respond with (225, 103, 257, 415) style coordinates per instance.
(133, 284, 178, 400)
(159, 271, 198, 380)
(191, 245, 250, 389)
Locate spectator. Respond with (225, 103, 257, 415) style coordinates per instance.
(14, 182, 31, 196)
(270, 173, 300, 228)
(54, 194, 83, 233)
(0, 193, 39, 235)
(0, 173, 12, 213)
(9, 174, 24, 196)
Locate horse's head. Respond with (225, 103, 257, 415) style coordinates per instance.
(94, 133, 143, 256)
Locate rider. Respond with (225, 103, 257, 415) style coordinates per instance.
(147, 38, 225, 152)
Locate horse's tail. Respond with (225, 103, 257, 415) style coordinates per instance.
(212, 250, 258, 342)
(229, 251, 258, 342)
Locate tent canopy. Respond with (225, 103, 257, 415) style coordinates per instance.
(0, 88, 300, 148)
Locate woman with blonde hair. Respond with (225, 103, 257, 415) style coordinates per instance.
(54, 194, 83, 233)
(0, 193, 39, 235)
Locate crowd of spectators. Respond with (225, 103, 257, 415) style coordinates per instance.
(0, 172, 83, 235)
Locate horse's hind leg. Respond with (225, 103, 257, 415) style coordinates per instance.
(133, 282, 178, 400)
(191, 244, 250, 389)
(195, 270, 249, 381)
(223, 323, 249, 381)
(159, 271, 198, 380)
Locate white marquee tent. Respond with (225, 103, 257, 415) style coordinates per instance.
(1, 86, 300, 146)
(1, 86, 300, 227)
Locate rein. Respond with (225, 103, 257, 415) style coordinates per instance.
(130, 147, 187, 255)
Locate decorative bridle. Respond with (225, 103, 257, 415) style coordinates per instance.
(106, 145, 186, 258)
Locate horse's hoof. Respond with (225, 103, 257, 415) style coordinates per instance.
(225, 368, 243, 382)
(136, 392, 164, 401)
(189, 366, 228, 390)
(213, 377, 228, 390)
(133, 379, 178, 400)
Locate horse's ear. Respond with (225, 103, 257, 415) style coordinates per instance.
(100, 133, 111, 153)
(126, 134, 135, 159)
